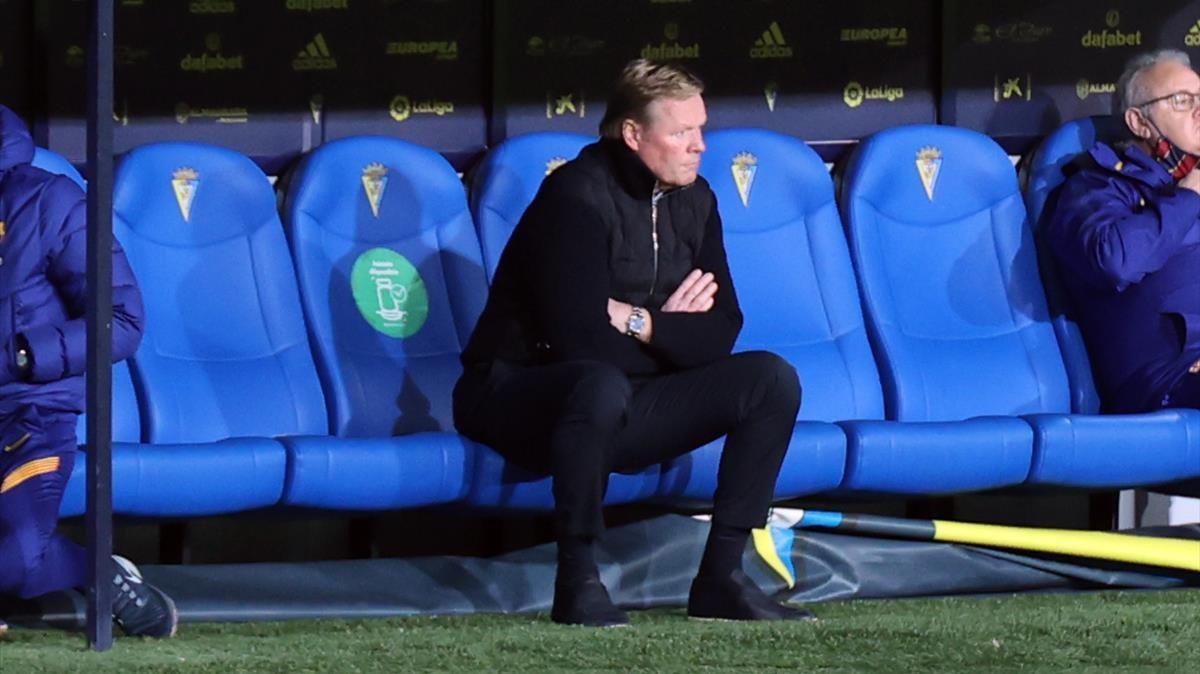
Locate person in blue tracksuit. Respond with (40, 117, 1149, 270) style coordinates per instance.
(0, 104, 176, 637)
(1047, 49, 1200, 414)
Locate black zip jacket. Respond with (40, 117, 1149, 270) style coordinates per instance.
(461, 138, 743, 376)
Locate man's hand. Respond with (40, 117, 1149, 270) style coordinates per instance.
(607, 298, 652, 343)
(607, 298, 632, 334)
(1180, 168, 1200, 195)
(661, 269, 717, 313)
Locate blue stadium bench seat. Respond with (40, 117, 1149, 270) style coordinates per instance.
(659, 129, 863, 502)
(1022, 116, 1200, 487)
(101, 142, 327, 515)
(282, 136, 482, 509)
(469, 132, 592, 280)
(40, 144, 269, 518)
(465, 133, 667, 508)
(842, 124, 1198, 492)
(839, 125, 1038, 493)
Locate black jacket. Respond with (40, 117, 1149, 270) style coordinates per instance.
(461, 138, 743, 376)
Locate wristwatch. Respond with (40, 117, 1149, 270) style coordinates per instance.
(625, 306, 646, 338)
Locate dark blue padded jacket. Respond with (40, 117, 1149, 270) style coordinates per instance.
(1047, 141, 1200, 413)
(0, 104, 144, 416)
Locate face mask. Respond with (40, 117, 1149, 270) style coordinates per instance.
(1144, 116, 1200, 180)
(1151, 135, 1200, 181)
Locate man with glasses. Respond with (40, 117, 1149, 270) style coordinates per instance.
(1047, 49, 1200, 413)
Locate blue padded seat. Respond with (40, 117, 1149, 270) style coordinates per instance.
(837, 418, 1033, 494)
(1020, 117, 1200, 487)
(108, 142, 319, 514)
(1022, 115, 1123, 414)
(839, 125, 1040, 492)
(468, 132, 592, 280)
(60, 439, 286, 518)
(281, 136, 484, 509)
(34, 148, 225, 513)
(1025, 411, 1200, 487)
(31, 147, 85, 189)
(463, 134, 669, 508)
(116, 142, 327, 443)
(660, 129, 868, 501)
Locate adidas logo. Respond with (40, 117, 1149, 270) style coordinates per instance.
(1187, 20, 1200, 46)
(292, 33, 338, 71)
(750, 21, 793, 58)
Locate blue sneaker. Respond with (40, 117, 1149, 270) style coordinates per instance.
(111, 555, 178, 638)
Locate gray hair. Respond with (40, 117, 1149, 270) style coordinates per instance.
(1114, 49, 1192, 116)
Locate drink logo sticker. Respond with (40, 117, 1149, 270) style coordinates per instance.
(351, 248, 429, 338)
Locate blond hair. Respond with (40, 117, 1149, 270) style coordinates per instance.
(599, 59, 704, 139)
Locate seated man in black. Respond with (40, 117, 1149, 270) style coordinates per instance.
(454, 59, 810, 626)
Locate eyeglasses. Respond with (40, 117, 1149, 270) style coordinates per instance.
(1134, 90, 1200, 113)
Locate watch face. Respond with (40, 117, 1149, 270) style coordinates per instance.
(629, 313, 645, 334)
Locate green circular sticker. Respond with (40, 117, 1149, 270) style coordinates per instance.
(350, 248, 429, 338)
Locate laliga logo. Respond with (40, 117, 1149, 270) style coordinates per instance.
(390, 95, 412, 122)
(844, 82, 865, 108)
(389, 95, 455, 123)
(843, 81, 905, 108)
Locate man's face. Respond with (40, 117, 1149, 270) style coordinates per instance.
(623, 94, 707, 188)
(1129, 60, 1200, 155)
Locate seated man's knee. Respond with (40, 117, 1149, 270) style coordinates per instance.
(562, 361, 634, 427)
(739, 351, 801, 408)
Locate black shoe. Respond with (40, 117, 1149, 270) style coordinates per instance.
(687, 569, 817, 622)
(111, 555, 178, 638)
(551, 577, 630, 627)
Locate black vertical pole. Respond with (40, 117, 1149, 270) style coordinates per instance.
(85, 0, 115, 652)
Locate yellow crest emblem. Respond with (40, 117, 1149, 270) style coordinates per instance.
(362, 163, 388, 218)
(731, 152, 758, 207)
(915, 146, 942, 201)
(0, 220, 6, 241)
(171, 167, 200, 222)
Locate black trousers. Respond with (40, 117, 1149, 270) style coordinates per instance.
(453, 350, 801, 537)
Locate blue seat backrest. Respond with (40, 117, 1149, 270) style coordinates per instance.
(1023, 115, 1125, 414)
(469, 132, 593, 280)
(32, 148, 139, 445)
(114, 142, 327, 443)
(283, 136, 488, 437)
(840, 125, 1070, 421)
(31, 147, 86, 189)
(699, 129, 884, 422)
(74, 352, 142, 446)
